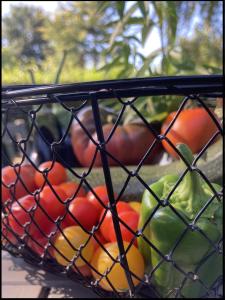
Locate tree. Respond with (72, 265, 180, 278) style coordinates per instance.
(98, 1, 222, 77)
(3, 5, 52, 66)
(43, 1, 117, 68)
(171, 28, 222, 74)
(2, 1, 222, 80)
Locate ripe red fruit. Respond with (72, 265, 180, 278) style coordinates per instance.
(63, 197, 99, 231)
(100, 201, 135, 241)
(86, 185, 118, 217)
(34, 161, 67, 188)
(2, 164, 36, 204)
(59, 181, 86, 198)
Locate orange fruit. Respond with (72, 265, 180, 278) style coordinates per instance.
(129, 201, 141, 214)
(53, 226, 94, 267)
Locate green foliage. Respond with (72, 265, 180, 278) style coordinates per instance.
(2, 1, 222, 123)
(3, 5, 52, 66)
(2, 47, 17, 68)
(3, 1, 222, 78)
(41, 1, 116, 68)
(102, 1, 222, 77)
(2, 56, 120, 85)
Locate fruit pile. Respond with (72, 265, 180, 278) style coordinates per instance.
(2, 161, 144, 292)
(2, 105, 221, 295)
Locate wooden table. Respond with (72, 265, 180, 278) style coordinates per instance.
(2, 251, 99, 298)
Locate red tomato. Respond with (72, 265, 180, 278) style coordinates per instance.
(27, 236, 49, 256)
(161, 108, 220, 158)
(5, 185, 69, 244)
(108, 211, 139, 245)
(29, 208, 57, 238)
(59, 218, 70, 230)
(63, 197, 99, 231)
(2, 164, 37, 204)
(2, 217, 18, 245)
(86, 185, 118, 217)
(2, 184, 10, 205)
(28, 186, 68, 238)
(38, 185, 68, 220)
(4, 194, 57, 243)
(115, 201, 135, 214)
(5, 186, 68, 245)
(100, 201, 135, 241)
(34, 161, 67, 188)
(6, 195, 36, 237)
(59, 181, 86, 198)
(27, 232, 56, 258)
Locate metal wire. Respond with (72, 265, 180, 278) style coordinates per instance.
(1, 75, 223, 298)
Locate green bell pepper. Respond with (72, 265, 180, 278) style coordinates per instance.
(138, 144, 222, 298)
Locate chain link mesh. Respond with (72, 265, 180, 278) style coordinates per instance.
(1, 76, 223, 298)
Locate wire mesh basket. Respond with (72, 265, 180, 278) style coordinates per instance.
(1, 75, 223, 298)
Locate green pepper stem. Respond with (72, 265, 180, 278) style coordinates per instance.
(176, 143, 195, 165)
(176, 143, 202, 188)
(175, 144, 205, 217)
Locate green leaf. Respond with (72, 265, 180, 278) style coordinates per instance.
(109, 3, 138, 48)
(104, 19, 120, 27)
(116, 1, 125, 19)
(136, 48, 161, 76)
(96, 1, 110, 14)
(136, 52, 145, 62)
(166, 2, 178, 45)
(123, 44, 131, 65)
(147, 111, 168, 123)
(98, 56, 121, 71)
(117, 63, 134, 79)
(170, 55, 196, 71)
(126, 17, 144, 25)
(141, 24, 154, 46)
(161, 54, 175, 74)
(152, 1, 163, 27)
(107, 41, 124, 53)
(125, 34, 141, 43)
(202, 64, 222, 74)
(138, 1, 149, 18)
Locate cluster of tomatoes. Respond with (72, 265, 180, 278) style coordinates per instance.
(2, 161, 145, 291)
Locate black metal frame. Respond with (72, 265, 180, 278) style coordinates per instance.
(1, 75, 223, 298)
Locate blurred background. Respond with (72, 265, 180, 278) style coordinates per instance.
(2, 1, 222, 85)
(2, 1, 223, 169)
